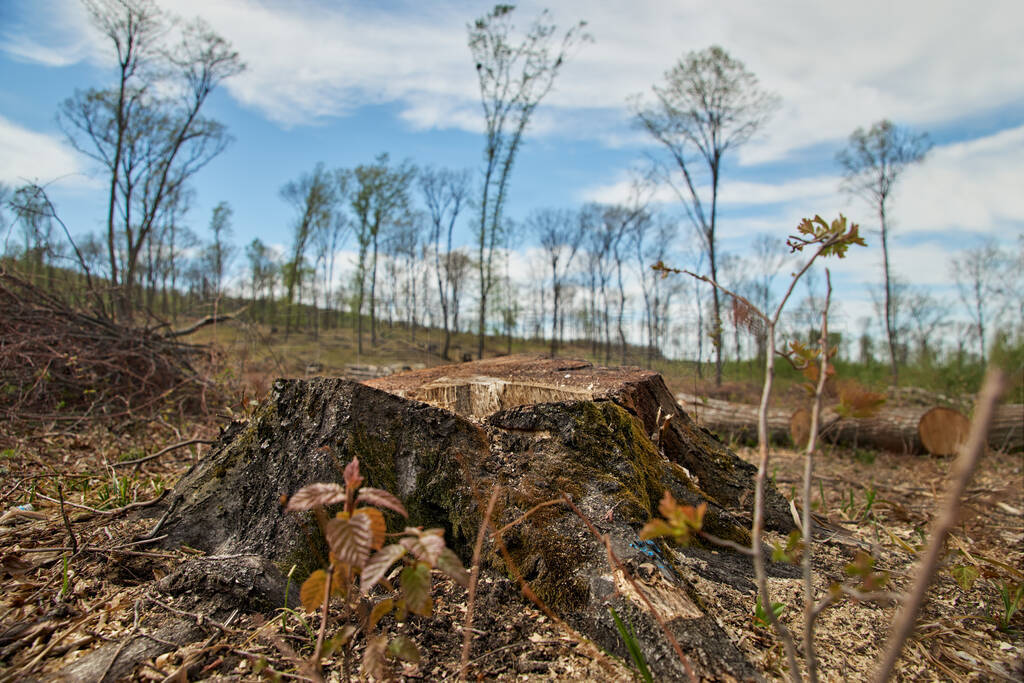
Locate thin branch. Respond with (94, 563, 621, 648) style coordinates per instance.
(872, 368, 1006, 682)
(803, 268, 831, 683)
(111, 438, 214, 468)
(460, 486, 501, 681)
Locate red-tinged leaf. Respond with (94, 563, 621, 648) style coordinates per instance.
(355, 507, 387, 550)
(326, 513, 373, 568)
(388, 635, 421, 663)
(357, 488, 408, 518)
(361, 544, 406, 593)
(344, 457, 363, 491)
(401, 562, 433, 617)
(299, 570, 327, 613)
(639, 519, 675, 541)
(362, 634, 389, 681)
(368, 597, 394, 631)
(401, 528, 446, 565)
(286, 483, 345, 511)
(437, 547, 469, 588)
(657, 490, 679, 520)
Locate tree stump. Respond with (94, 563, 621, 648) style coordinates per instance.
(145, 354, 796, 679)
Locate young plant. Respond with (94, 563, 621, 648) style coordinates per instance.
(285, 456, 469, 679)
(655, 214, 866, 681)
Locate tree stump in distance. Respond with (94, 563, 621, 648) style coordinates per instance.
(918, 406, 971, 456)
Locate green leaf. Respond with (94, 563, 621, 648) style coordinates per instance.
(401, 561, 433, 617)
(951, 565, 980, 592)
(754, 595, 786, 628)
(388, 635, 422, 663)
(437, 547, 470, 588)
(609, 607, 653, 683)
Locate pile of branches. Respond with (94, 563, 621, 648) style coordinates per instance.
(0, 271, 221, 425)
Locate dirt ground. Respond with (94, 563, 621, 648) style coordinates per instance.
(1, 391, 1022, 680)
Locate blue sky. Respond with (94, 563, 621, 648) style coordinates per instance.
(2, 0, 1022, 348)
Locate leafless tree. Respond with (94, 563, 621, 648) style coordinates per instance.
(468, 4, 588, 359)
(59, 0, 243, 317)
(350, 154, 416, 351)
(530, 208, 584, 356)
(281, 163, 337, 337)
(633, 45, 778, 385)
(951, 240, 1009, 363)
(837, 119, 931, 384)
(420, 167, 471, 359)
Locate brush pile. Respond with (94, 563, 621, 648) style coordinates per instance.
(0, 270, 219, 425)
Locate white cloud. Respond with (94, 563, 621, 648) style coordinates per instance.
(0, 115, 93, 187)
(13, 0, 1022, 163)
(887, 124, 1024, 236)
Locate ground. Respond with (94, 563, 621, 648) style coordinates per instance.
(1, 343, 1022, 681)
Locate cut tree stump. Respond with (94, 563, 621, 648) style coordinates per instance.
(110, 355, 799, 679)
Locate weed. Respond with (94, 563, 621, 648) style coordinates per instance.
(609, 607, 653, 683)
(993, 581, 1023, 632)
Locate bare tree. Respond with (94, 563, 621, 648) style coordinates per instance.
(529, 208, 584, 356)
(420, 167, 471, 359)
(837, 119, 931, 384)
(280, 163, 337, 337)
(245, 238, 278, 324)
(951, 240, 1008, 363)
(633, 45, 778, 385)
(201, 201, 235, 300)
(468, 4, 588, 359)
(350, 154, 416, 352)
(59, 1, 243, 317)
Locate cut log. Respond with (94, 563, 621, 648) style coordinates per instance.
(676, 392, 793, 445)
(142, 354, 797, 680)
(989, 404, 1023, 453)
(918, 407, 971, 456)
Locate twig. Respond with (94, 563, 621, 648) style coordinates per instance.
(111, 438, 214, 468)
(460, 486, 501, 681)
(34, 489, 168, 516)
(494, 498, 564, 537)
(58, 483, 78, 554)
(872, 368, 1005, 682)
(561, 493, 697, 683)
(802, 268, 831, 683)
(310, 562, 333, 678)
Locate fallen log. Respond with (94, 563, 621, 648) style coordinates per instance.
(989, 404, 1023, 453)
(676, 392, 793, 445)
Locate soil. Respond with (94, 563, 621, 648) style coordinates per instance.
(1, 363, 1022, 681)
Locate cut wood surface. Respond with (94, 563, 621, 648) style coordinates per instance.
(918, 406, 971, 456)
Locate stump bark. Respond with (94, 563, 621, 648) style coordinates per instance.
(145, 355, 797, 679)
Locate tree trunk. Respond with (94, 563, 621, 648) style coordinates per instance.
(149, 355, 796, 681)
(677, 393, 793, 445)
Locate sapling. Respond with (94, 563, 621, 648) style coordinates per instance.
(285, 456, 469, 680)
(651, 214, 866, 680)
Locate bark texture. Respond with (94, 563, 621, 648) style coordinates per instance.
(135, 355, 799, 679)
